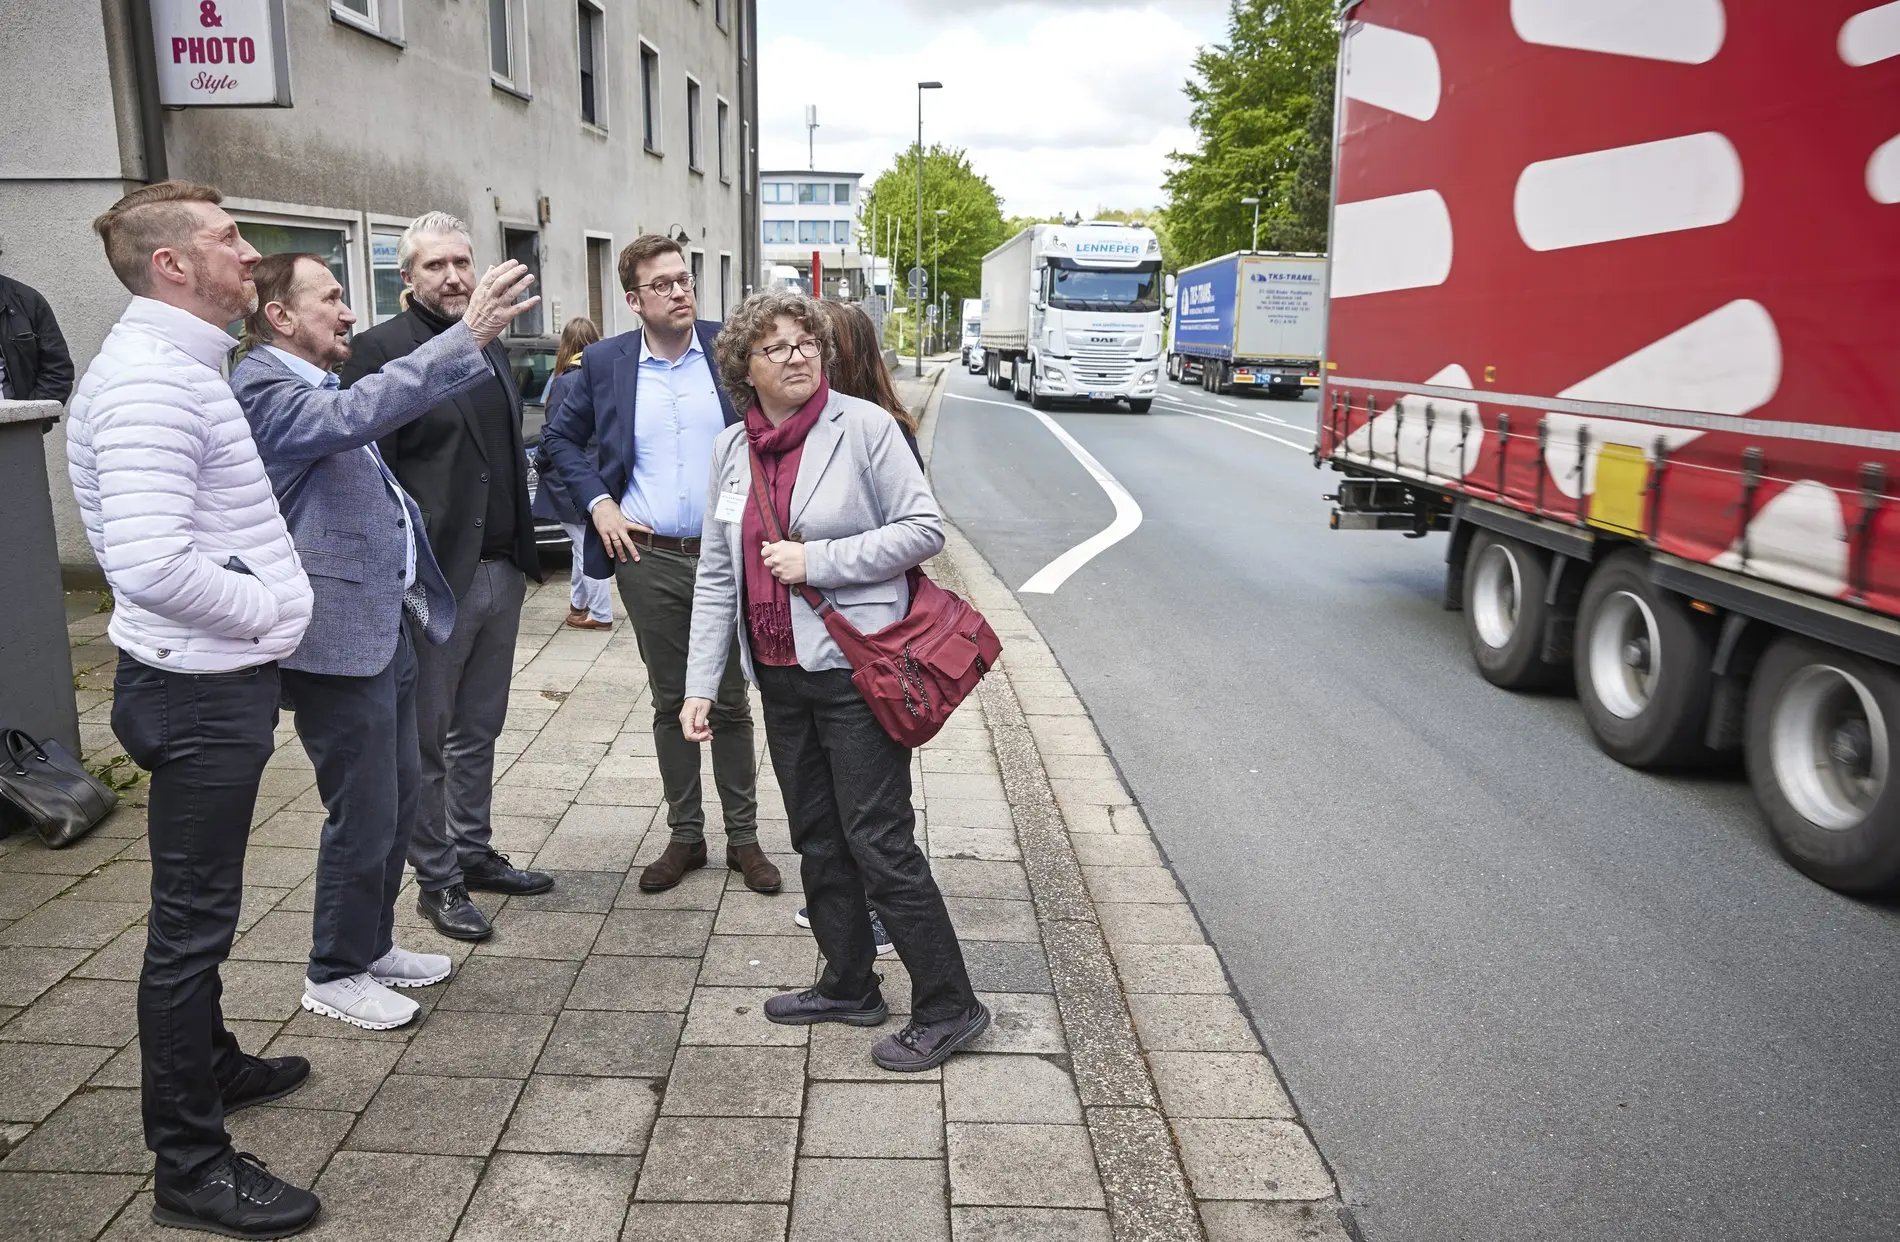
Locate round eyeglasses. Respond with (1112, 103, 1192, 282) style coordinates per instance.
(752, 338, 823, 364)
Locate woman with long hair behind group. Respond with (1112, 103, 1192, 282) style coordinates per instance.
(532, 316, 613, 629)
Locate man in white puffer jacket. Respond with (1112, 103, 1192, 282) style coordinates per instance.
(67, 181, 321, 1240)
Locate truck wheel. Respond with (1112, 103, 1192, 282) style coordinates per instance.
(1129, 400, 1153, 414)
(1574, 551, 1716, 769)
(1011, 359, 1028, 402)
(1746, 636, 1900, 894)
(1462, 531, 1563, 689)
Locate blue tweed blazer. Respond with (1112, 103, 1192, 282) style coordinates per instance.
(231, 326, 490, 677)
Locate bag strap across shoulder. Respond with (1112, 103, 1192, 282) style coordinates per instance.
(747, 444, 838, 620)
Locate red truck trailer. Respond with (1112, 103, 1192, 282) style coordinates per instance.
(1319, 0, 1900, 893)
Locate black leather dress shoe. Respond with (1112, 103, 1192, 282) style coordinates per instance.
(220, 1052, 310, 1114)
(152, 1151, 319, 1239)
(463, 850, 555, 896)
(416, 884, 493, 941)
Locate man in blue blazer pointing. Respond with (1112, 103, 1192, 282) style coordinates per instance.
(541, 234, 776, 897)
(231, 252, 538, 1031)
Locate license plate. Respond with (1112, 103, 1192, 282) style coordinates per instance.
(1089, 392, 1114, 401)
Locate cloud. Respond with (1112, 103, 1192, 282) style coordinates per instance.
(758, 3, 1220, 215)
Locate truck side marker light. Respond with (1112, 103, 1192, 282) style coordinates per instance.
(1510, 0, 1726, 65)
(1690, 600, 1717, 616)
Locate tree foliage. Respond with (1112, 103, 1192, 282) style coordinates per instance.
(1164, 0, 1338, 266)
(863, 145, 1008, 309)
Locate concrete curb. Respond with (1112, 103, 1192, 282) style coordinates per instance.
(913, 374, 1357, 1242)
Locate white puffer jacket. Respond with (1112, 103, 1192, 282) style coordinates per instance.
(67, 297, 312, 672)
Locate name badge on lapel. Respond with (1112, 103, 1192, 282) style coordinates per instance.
(714, 490, 746, 524)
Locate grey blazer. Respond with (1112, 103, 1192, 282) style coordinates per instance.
(230, 324, 491, 677)
(685, 390, 944, 699)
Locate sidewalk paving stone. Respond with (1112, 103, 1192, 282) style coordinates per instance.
(2, 365, 1344, 1241)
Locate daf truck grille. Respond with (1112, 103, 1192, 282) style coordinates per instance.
(1072, 347, 1137, 385)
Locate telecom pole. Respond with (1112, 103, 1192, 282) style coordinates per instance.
(914, 81, 941, 377)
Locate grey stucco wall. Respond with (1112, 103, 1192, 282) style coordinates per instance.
(4, 0, 751, 575)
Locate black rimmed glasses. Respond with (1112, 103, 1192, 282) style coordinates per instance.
(753, 338, 822, 365)
(641, 275, 695, 297)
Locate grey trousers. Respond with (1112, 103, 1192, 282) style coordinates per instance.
(614, 545, 758, 846)
(282, 626, 417, 983)
(410, 559, 526, 891)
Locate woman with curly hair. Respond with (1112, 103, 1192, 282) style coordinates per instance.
(681, 289, 989, 1072)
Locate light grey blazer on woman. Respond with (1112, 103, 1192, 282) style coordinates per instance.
(685, 390, 945, 700)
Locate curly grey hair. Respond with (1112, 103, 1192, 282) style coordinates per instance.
(713, 289, 835, 412)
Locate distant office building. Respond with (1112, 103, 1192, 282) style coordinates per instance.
(3, 0, 760, 575)
(759, 169, 864, 298)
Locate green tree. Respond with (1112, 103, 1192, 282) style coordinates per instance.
(864, 144, 1008, 311)
(1164, 0, 1338, 265)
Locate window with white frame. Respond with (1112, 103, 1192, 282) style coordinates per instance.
(640, 42, 661, 153)
(332, 0, 403, 41)
(232, 211, 360, 327)
(686, 77, 703, 171)
(798, 183, 829, 205)
(490, 0, 529, 94)
(799, 221, 827, 245)
(369, 227, 405, 324)
(578, 1, 606, 127)
(716, 98, 731, 182)
(762, 182, 792, 204)
(834, 220, 852, 245)
(762, 220, 794, 244)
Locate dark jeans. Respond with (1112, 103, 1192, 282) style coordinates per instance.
(614, 545, 757, 846)
(756, 664, 976, 1023)
(110, 652, 280, 1191)
(282, 626, 418, 983)
(410, 559, 524, 890)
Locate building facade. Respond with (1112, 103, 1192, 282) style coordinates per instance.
(759, 169, 863, 298)
(2, 0, 759, 575)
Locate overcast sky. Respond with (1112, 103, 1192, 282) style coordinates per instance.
(756, 1, 1230, 218)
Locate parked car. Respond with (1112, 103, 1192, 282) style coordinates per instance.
(505, 335, 570, 552)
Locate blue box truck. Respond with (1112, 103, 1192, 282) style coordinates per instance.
(1167, 251, 1328, 398)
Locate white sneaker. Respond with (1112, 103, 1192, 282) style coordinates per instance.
(301, 972, 419, 1030)
(368, 944, 452, 989)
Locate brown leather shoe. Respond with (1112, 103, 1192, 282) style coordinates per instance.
(639, 840, 707, 892)
(727, 843, 783, 894)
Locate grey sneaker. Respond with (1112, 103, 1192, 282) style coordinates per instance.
(763, 982, 888, 1027)
(871, 1002, 991, 1072)
(301, 972, 418, 1031)
(368, 944, 451, 989)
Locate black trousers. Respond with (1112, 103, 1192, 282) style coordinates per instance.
(111, 653, 280, 1191)
(756, 665, 976, 1024)
(281, 626, 418, 984)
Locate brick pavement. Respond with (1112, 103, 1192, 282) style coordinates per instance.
(0, 365, 1350, 1241)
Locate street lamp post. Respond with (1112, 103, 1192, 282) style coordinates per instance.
(932, 207, 947, 352)
(915, 80, 942, 377)
(864, 187, 876, 305)
(1241, 195, 1261, 253)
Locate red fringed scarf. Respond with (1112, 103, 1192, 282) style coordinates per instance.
(742, 379, 830, 665)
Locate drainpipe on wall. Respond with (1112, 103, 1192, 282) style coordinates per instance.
(124, 0, 169, 182)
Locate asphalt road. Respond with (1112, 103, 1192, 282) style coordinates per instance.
(929, 363, 1900, 1242)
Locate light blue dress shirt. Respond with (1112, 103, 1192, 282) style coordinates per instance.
(262, 344, 417, 587)
(615, 334, 728, 539)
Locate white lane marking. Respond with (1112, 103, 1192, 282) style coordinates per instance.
(1215, 397, 1240, 409)
(942, 393, 1144, 595)
(1515, 132, 1742, 251)
(1181, 411, 1313, 453)
(1344, 22, 1443, 120)
(1221, 407, 1317, 434)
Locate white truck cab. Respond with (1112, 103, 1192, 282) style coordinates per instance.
(979, 221, 1165, 413)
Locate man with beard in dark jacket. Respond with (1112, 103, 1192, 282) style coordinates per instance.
(340, 211, 552, 943)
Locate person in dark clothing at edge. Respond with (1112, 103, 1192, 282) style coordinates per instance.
(340, 211, 553, 943)
(531, 315, 616, 631)
(0, 254, 76, 402)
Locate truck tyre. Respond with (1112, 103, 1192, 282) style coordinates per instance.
(1168, 356, 1182, 383)
(1745, 635, 1900, 894)
(1574, 551, 1717, 769)
(1129, 399, 1153, 414)
(1462, 530, 1563, 690)
(1011, 359, 1028, 402)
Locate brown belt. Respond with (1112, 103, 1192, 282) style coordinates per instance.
(629, 530, 700, 556)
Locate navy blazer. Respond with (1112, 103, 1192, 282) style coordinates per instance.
(540, 320, 739, 580)
(231, 329, 485, 677)
(530, 369, 590, 526)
